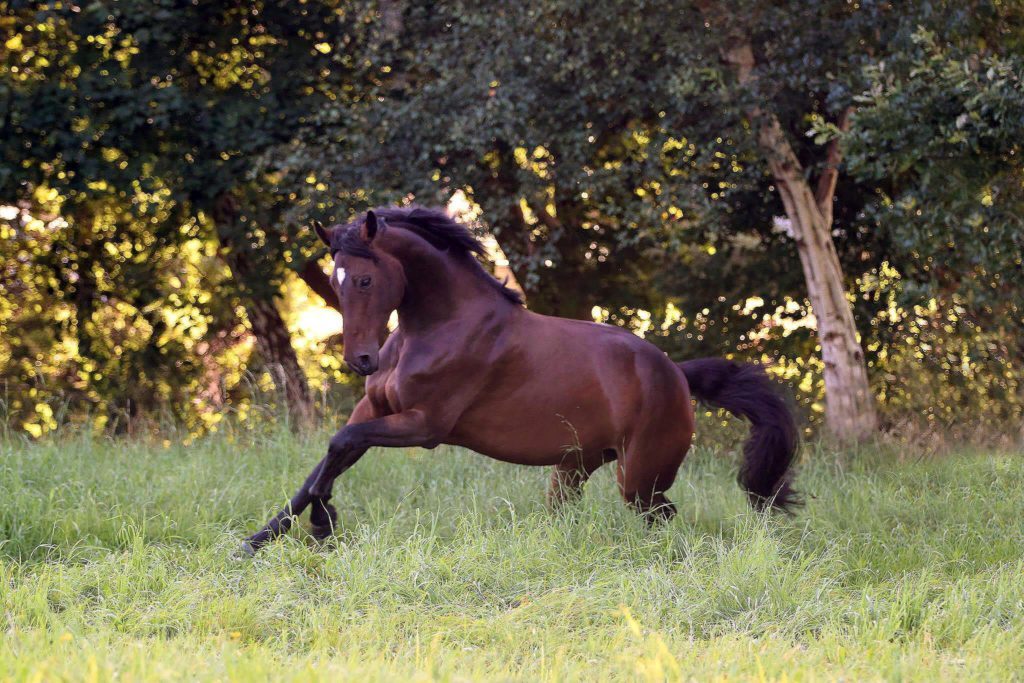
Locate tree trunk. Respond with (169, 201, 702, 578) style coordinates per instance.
(213, 194, 316, 430)
(697, 2, 878, 441)
(69, 204, 98, 359)
(245, 294, 316, 429)
(762, 123, 878, 441)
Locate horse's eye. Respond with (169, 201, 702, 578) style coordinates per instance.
(357, 276, 372, 289)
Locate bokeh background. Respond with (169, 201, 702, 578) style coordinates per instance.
(2, 0, 1021, 443)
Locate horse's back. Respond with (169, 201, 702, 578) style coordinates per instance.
(522, 312, 689, 396)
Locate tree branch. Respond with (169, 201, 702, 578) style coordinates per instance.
(298, 258, 342, 313)
(695, 1, 804, 184)
(695, 0, 755, 82)
(814, 106, 854, 226)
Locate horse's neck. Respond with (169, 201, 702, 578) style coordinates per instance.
(390, 237, 510, 334)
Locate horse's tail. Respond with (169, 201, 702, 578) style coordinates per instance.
(679, 358, 800, 511)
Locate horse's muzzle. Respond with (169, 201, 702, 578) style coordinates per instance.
(348, 354, 378, 376)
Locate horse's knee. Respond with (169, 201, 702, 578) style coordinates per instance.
(327, 428, 361, 461)
(311, 427, 369, 497)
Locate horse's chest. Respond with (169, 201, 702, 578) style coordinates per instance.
(365, 364, 411, 413)
(383, 372, 404, 412)
(370, 338, 466, 413)
(365, 369, 402, 414)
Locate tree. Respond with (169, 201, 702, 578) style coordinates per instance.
(843, 28, 1024, 313)
(4, 0, 1020, 437)
(298, 2, 715, 321)
(691, 1, 880, 440)
(1, 0, 375, 428)
(299, 1, 892, 439)
(322, 0, 1019, 441)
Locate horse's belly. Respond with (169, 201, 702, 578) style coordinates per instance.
(445, 379, 620, 466)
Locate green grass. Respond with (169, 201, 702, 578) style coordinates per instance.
(1, 429, 1022, 681)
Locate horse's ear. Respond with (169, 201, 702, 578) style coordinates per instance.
(361, 210, 381, 243)
(312, 220, 332, 247)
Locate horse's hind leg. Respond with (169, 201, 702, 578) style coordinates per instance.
(616, 426, 691, 523)
(547, 449, 615, 509)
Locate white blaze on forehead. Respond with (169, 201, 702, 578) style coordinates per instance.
(335, 267, 346, 286)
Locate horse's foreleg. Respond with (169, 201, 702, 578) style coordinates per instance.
(306, 396, 380, 540)
(241, 457, 328, 555)
(307, 472, 340, 542)
(308, 495, 338, 541)
(241, 397, 380, 554)
(308, 409, 439, 498)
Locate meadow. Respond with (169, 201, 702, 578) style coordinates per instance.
(1, 427, 1022, 681)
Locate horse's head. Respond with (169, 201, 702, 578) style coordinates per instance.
(315, 211, 405, 376)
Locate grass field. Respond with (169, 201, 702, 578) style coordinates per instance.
(1, 428, 1022, 681)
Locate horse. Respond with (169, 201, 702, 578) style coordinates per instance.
(241, 206, 798, 554)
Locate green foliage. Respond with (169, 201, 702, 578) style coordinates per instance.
(2, 1, 1022, 435)
(3, 433, 1024, 679)
(1, 0, 382, 286)
(1, 1, 374, 432)
(0, 199, 241, 435)
(844, 29, 1024, 312)
(836, 25, 1024, 430)
(304, 1, 711, 317)
(315, 0, 913, 309)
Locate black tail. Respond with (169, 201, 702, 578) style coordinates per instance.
(679, 357, 800, 512)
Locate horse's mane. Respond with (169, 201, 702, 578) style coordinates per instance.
(331, 206, 524, 305)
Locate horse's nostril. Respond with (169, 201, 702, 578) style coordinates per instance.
(357, 354, 371, 367)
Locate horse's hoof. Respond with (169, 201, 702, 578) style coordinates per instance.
(310, 524, 334, 542)
(235, 540, 258, 559)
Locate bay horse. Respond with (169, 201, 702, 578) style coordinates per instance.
(242, 207, 797, 554)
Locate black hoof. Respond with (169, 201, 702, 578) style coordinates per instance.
(235, 540, 258, 558)
(310, 524, 335, 542)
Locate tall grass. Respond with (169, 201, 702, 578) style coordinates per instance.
(1, 429, 1022, 681)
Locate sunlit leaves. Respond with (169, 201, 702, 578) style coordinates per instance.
(1, 1, 374, 435)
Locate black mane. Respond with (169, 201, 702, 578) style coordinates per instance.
(330, 206, 524, 305)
